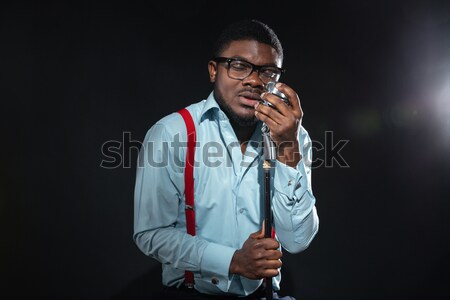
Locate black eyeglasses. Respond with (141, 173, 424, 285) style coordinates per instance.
(213, 57, 285, 84)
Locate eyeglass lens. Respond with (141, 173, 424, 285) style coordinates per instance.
(228, 60, 281, 83)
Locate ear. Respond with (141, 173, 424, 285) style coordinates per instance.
(208, 61, 217, 83)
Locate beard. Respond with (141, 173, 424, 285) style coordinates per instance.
(214, 90, 258, 127)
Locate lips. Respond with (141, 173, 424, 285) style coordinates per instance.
(239, 91, 262, 107)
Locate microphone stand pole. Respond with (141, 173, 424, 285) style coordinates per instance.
(262, 122, 275, 300)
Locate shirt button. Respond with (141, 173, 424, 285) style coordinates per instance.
(211, 277, 219, 285)
(239, 208, 245, 214)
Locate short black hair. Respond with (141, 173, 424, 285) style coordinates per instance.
(212, 19, 284, 63)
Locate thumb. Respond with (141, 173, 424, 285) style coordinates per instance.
(249, 221, 265, 239)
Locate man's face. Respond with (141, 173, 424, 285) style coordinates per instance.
(208, 40, 282, 126)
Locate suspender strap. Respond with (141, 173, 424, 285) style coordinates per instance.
(178, 108, 196, 287)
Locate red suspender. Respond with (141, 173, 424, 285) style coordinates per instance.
(178, 108, 196, 287)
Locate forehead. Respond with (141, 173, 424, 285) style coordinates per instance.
(220, 39, 282, 67)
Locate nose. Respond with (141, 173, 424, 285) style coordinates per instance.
(241, 69, 264, 88)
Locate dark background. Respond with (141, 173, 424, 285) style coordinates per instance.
(1, 0, 449, 299)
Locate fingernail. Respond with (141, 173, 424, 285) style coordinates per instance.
(275, 82, 282, 88)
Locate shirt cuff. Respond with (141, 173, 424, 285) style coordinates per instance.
(274, 158, 313, 201)
(199, 242, 236, 292)
(273, 160, 301, 198)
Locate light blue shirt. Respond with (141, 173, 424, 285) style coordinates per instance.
(134, 91, 319, 296)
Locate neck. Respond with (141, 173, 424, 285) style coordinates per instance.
(229, 120, 257, 153)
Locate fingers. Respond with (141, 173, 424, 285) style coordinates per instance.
(262, 249, 283, 260)
(261, 93, 290, 114)
(264, 268, 281, 278)
(255, 256, 283, 277)
(256, 83, 303, 121)
(249, 226, 264, 240)
(255, 96, 285, 125)
(255, 238, 280, 251)
(260, 220, 265, 237)
(251, 249, 282, 278)
(248, 222, 280, 250)
(235, 229, 283, 279)
(274, 82, 303, 119)
(264, 257, 283, 269)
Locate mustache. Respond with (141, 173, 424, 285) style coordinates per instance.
(237, 88, 264, 101)
(237, 87, 264, 95)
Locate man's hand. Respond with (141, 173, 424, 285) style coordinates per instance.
(229, 224, 282, 279)
(254, 82, 303, 167)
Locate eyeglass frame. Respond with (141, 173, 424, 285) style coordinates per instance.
(212, 57, 285, 83)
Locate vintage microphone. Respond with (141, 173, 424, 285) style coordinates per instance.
(261, 82, 289, 300)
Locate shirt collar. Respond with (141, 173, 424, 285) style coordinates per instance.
(199, 91, 263, 141)
(200, 91, 228, 123)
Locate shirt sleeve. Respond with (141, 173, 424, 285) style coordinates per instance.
(271, 125, 319, 253)
(133, 120, 236, 292)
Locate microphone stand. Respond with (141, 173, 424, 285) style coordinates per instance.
(260, 82, 288, 300)
(261, 122, 276, 300)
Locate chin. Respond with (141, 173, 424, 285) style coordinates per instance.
(233, 114, 258, 127)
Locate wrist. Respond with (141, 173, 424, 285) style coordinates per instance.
(277, 141, 301, 167)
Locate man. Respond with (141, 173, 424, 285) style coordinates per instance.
(133, 19, 319, 299)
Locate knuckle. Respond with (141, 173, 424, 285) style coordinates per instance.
(253, 240, 263, 248)
(271, 127, 280, 135)
(255, 259, 264, 268)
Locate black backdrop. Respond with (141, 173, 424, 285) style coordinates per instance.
(1, 0, 450, 299)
